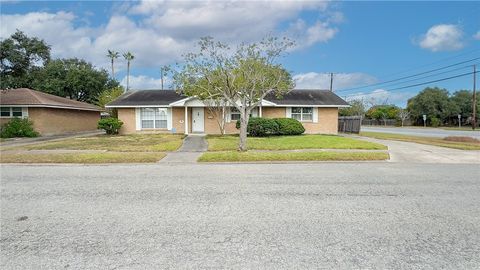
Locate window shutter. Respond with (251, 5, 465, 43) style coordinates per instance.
(313, 107, 318, 123)
(167, 108, 173, 130)
(251, 107, 258, 117)
(226, 107, 231, 123)
(135, 108, 141, 130)
(22, 107, 29, 118)
(286, 107, 292, 118)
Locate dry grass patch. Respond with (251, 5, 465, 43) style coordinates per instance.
(0, 152, 166, 163)
(198, 151, 389, 162)
(207, 134, 386, 151)
(360, 132, 480, 150)
(12, 134, 184, 152)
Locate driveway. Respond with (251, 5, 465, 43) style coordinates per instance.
(362, 126, 480, 139)
(1, 163, 480, 269)
(348, 135, 480, 164)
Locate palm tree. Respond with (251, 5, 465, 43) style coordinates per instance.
(107, 50, 119, 78)
(160, 65, 171, 90)
(123, 52, 134, 91)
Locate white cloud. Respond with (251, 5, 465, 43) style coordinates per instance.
(121, 75, 172, 90)
(474, 31, 480, 40)
(417, 24, 464, 52)
(293, 72, 377, 90)
(345, 89, 414, 107)
(0, 1, 341, 70)
(286, 19, 338, 49)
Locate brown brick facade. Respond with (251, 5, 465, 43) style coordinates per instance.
(116, 106, 339, 135)
(0, 107, 101, 136)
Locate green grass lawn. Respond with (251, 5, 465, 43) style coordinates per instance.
(12, 134, 184, 152)
(198, 151, 389, 162)
(206, 134, 387, 151)
(360, 132, 480, 150)
(0, 152, 166, 163)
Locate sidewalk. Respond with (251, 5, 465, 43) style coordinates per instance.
(159, 135, 208, 163)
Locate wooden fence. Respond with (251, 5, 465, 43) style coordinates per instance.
(338, 116, 362, 133)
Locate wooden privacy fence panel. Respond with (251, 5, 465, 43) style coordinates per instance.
(338, 116, 361, 133)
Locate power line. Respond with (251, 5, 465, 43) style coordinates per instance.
(371, 47, 480, 80)
(354, 63, 478, 91)
(346, 70, 479, 98)
(337, 57, 480, 93)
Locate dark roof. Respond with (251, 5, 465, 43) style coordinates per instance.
(0, 88, 102, 111)
(106, 89, 348, 107)
(107, 90, 185, 106)
(265, 89, 349, 106)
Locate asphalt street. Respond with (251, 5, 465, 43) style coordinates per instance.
(362, 126, 480, 139)
(1, 163, 480, 269)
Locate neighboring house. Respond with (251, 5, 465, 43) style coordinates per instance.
(0, 88, 102, 135)
(106, 89, 349, 135)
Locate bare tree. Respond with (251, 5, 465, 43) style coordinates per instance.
(398, 108, 410, 127)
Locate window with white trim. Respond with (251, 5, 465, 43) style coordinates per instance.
(0, 107, 24, 117)
(291, 107, 313, 121)
(230, 107, 241, 121)
(141, 108, 167, 129)
(230, 107, 258, 121)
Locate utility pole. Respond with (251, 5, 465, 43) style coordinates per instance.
(161, 69, 164, 90)
(473, 65, 477, 130)
(329, 73, 334, 91)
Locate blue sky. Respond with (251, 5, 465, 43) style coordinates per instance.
(1, 1, 479, 107)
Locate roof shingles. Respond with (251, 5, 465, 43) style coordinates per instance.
(0, 88, 102, 111)
(106, 89, 348, 107)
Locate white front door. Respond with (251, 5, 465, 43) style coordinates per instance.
(192, 107, 204, 133)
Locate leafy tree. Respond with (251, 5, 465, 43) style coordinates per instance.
(340, 99, 366, 116)
(174, 36, 294, 151)
(32, 58, 117, 103)
(0, 30, 51, 88)
(97, 86, 124, 118)
(123, 52, 134, 91)
(451, 90, 479, 118)
(97, 86, 124, 108)
(407, 87, 458, 126)
(366, 105, 399, 121)
(107, 50, 120, 78)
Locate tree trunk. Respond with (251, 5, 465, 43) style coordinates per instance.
(238, 107, 249, 151)
(126, 62, 130, 91)
(111, 59, 115, 78)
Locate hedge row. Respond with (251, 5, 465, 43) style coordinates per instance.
(236, 117, 305, 137)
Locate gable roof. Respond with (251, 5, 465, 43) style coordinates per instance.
(107, 90, 186, 106)
(265, 89, 349, 106)
(0, 88, 102, 111)
(106, 89, 349, 107)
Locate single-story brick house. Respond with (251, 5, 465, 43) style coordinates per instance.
(0, 88, 102, 135)
(106, 89, 349, 135)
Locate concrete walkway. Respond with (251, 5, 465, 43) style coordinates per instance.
(348, 135, 480, 164)
(159, 135, 208, 163)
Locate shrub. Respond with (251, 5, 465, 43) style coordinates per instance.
(274, 118, 305, 135)
(236, 117, 279, 137)
(430, 117, 440, 127)
(98, 117, 123, 135)
(0, 118, 39, 138)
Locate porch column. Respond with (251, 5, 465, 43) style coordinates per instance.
(184, 106, 189, 135)
(259, 105, 263, 117)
